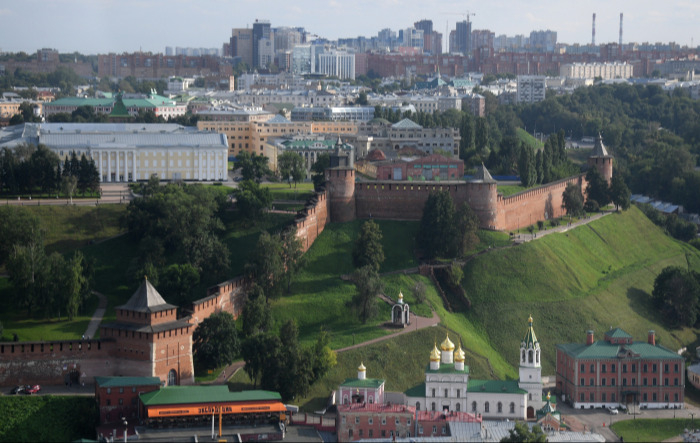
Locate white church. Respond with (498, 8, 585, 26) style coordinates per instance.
(405, 316, 547, 420)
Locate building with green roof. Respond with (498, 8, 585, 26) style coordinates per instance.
(555, 328, 685, 410)
(337, 362, 385, 405)
(403, 317, 547, 420)
(43, 93, 187, 120)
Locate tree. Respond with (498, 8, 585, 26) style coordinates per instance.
(350, 265, 384, 323)
(518, 144, 536, 187)
(0, 207, 42, 266)
(652, 266, 700, 327)
(585, 167, 610, 208)
(233, 180, 272, 221)
(356, 91, 368, 106)
(240, 285, 271, 338)
(192, 312, 240, 371)
(234, 151, 270, 183)
(247, 231, 284, 298)
(501, 422, 546, 442)
(160, 263, 200, 306)
(310, 329, 337, 381)
(277, 151, 306, 188)
(311, 153, 330, 191)
(418, 191, 458, 259)
(61, 175, 77, 204)
(609, 174, 631, 211)
(352, 220, 385, 272)
(562, 183, 584, 217)
(456, 202, 480, 256)
(281, 227, 306, 293)
(241, 333, 280, 389)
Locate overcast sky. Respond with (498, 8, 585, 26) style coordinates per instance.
(1, 0, 698, 54)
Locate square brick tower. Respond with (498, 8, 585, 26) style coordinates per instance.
(100, 278, 194, 386)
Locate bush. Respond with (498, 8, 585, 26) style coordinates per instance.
(584, 199, 600, 213)
(537, 220, 544, 230)
(691, 238, 700, 251)
(549, 218, 560, 227)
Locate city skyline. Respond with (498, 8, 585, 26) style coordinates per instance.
(0, 0, 698, 54)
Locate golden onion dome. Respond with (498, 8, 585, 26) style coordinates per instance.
(358, 362, 366, 372)
(440, 334, 455, 351)
(528, 314, 533, 325)
(398, 291, 404, 304)
(454, 344, 466, 362)
(430, 343, 441, 362)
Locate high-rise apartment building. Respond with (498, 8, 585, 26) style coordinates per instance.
(230, 28, 254, 67)
(317, 50, 355, 80)
(455, 21, 472, 55)
(252, 19, 272, 68)
(516, 75, 546, 103)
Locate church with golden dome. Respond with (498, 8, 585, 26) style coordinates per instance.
(404, 316, 547, 420)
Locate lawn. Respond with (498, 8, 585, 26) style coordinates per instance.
(229, 324, 496, 412)
(262, 182, 315, 201)
(461, 206, 700, 375)
(516, 128, 544, 151)
(0, 396, 97, 442)
(498, 184, 530, 197)
(610, 418, 695, 442)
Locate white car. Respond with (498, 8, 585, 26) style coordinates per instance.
(608, 407, 619, 415)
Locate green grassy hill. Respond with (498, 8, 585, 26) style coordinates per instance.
(516, 128, 544, 151)
(461, 206, 700, 375)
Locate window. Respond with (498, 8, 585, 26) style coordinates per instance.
(359, 430, 363, 437)
(431, 402, 435, 411)
(498, 402, 503, 413)
(675, 393, 679, 402)
(665, 378, 669, 386)
(510, 402, 515, 413)
(602, 378, 606, 386)
(368, 430, 373, 438)
(612, 378, 616, 386)
(653, 378, 657, 386)
(643, 378, 648, 386)
(432, 426, 437, 434)
(623, 364, 627, 373)
(472, 401, 477, 412)
(665, 364, 669, 373)
(368, 418, 373, 425)
(643, 393, 648, 402)
(485, 402, 490, 413)
(395, 418, 399, 425)
(644, 364, 648, 372)
(355, 417, 360, 424)
(590, 378, 594, 386)
(602, 364, 607, 373)
(106, 388, 111, 394)
(612, 364, 616, 372)
(456, 403, 461, 411)
(590, 392, 595, 402)
(581, 364, 585, 373)
(456, 389, 460, 398)
(602, 393, 607, 402)
(580, 378, 585, 386)
(675, 364, 679, 373)
(632, 378, 636, 386)
(381, 418, 386, 425)
(653, 364, 657, 372)
(118, 398, 123, 405)
(653, 393, 657, 401)
(106, 399, 111, 406)
(590, 364, 595, 373)
(632, 364, 636, 372)
(444, 389, 448, 397)
(623, 378, 627, 387)
(612, 393, 616, 402)
(675, 378, 679, 386)
(432, 388, 435, 398)
(580, 393, 585, 402)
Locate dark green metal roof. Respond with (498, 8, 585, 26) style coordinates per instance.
(605, 328, 632, 339)
(556, 341, 682, 360)
(339, 377, 384, 389)
(467, 379, 527, 395)
(140, 386, 281, 406)
(95, 376, 161, 388)
(404, 383, 426, 397)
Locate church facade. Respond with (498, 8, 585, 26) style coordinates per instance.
(405, 316, 547, 420)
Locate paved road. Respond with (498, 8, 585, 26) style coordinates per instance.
(0, 182, 132, 207)
(512, 211, 611, 244)
(83, 291, 107, 339)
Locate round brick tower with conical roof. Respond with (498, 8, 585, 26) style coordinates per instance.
(587, 133, 613, 185)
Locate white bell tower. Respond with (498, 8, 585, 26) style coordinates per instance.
(518, 315, 544, 409)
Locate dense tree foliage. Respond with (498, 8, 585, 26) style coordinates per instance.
(652, 266, 700, 327)
(0, 145, 98, 196)
(501, 422, 546, 442)
(233, 180, 272, 221)
(418, 191, 481, 259)
(310, 153, 330, 191)
(562, 183, 584, 217)
(241, 320, 336, 401)
(585, 167, 611, 208)
(350, 265, 384, 324)
(277, 151, 306, 187)
(352, 220, 385, 272)
(0, 207, 42, 267)
(126, 183, 230, 286)
(637, 203, 698, 242)
(609, 174, 631, 211)
(234, 151, 270, 182)
(192, 312, 240, 372)
(240, 285, 272, 338)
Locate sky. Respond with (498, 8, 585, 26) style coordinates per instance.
(0, 0, 698, 54)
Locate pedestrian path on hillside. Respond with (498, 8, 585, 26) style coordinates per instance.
(512, 211, 611, 244)
(83, 291, 107, 339)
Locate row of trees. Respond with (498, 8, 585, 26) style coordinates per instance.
(0, 207, 93, 320)
(517, 131, 575, 187)
(418, 191, 480, 260)
(561, 169, 631, 217)
(246, 228, 305, 299)
(0, 145, 100, 197)
(652, 266, 700, 328)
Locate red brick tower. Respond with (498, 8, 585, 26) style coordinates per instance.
(100, 278, 194, 386)
(326, 138, 357, 223)
(466, 163, 499, 229)
(587, 133, 614, 185)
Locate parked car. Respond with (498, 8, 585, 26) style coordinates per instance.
(608, 407, 619, 415)
(10, 385, 25, 395)
(25, 384, 41, 394)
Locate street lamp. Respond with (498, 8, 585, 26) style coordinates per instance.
(122, 417, 128, 442)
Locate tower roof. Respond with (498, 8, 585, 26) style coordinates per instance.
(522, 315, 539, 347)
(441, 334, 455, 351)
(358, 362, 366, 372)
(117, 278, 176, 313)
(455, 343, 466, 362)
(591, 133, 611, 157)
(430, 343, 441, 362)
(471, 163, 496, 183)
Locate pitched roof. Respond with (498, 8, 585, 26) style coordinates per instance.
(95, 376, 161, 388)
(117, 279, 176, 313)
(392, 118, 423, 129)
(522, 316, 539, 348)
(467, 379, 527, 395)
(591, 133, 611, 157)
(471, 163, 496, 183)
(605, 328, 632, 339)
(556, 340, 683, 360)
(140, 386, 281, 406)
(339, 377, 385, 389)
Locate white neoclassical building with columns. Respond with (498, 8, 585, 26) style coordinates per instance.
(0, 123, 228, 182)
